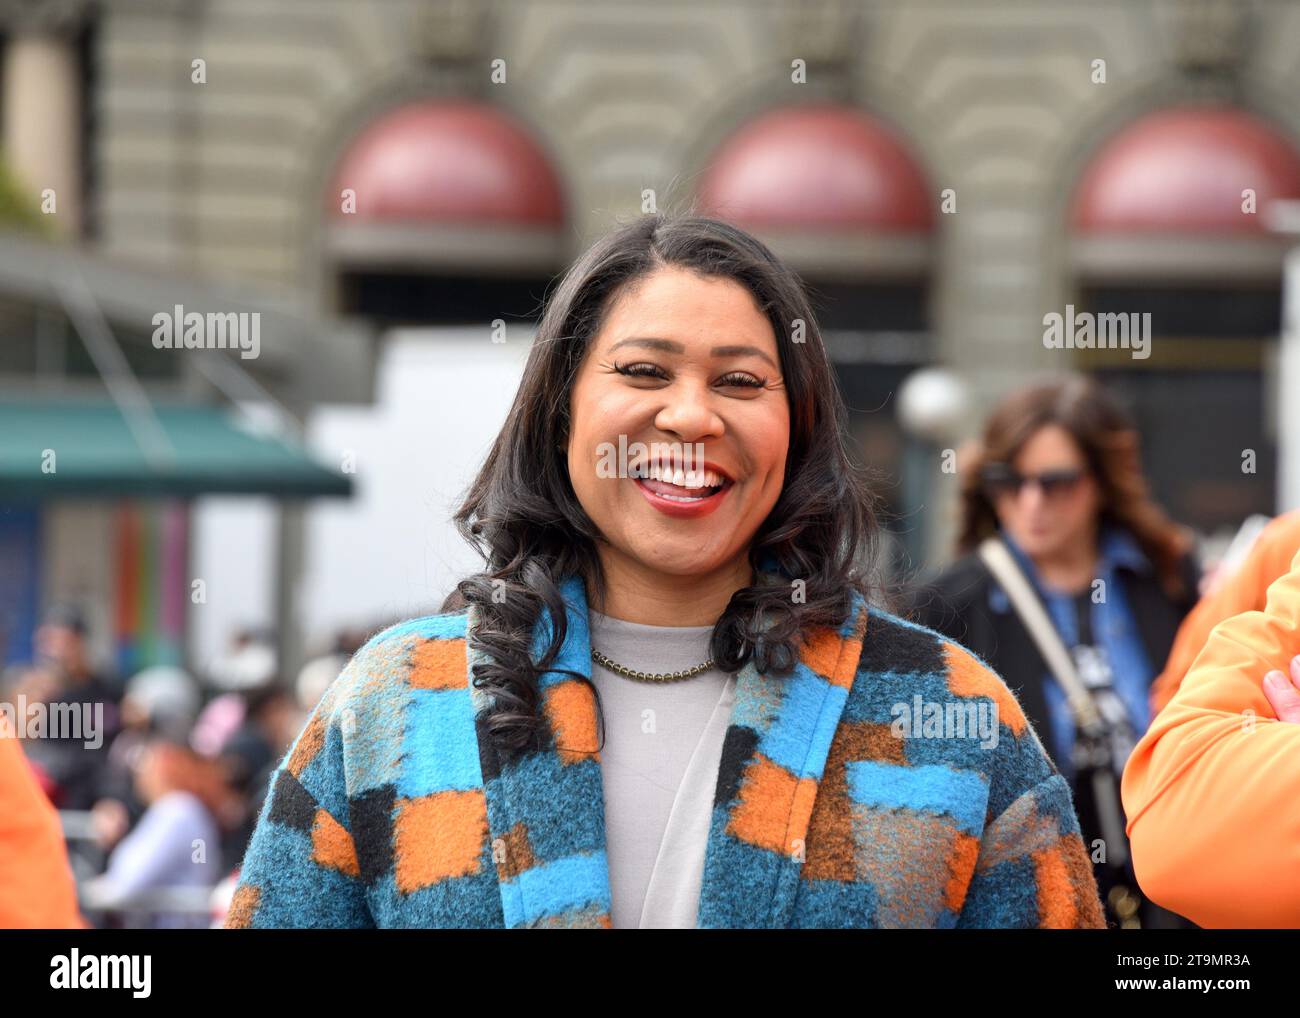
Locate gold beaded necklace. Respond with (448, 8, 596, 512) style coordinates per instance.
(590, 647, 715, 683)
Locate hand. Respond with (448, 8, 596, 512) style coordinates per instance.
(1262, 656, 1300, 723)
(90, 797, 130, 849)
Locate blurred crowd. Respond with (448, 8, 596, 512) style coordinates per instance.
(0, 612, 374, 928)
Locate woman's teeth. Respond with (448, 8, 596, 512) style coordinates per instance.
(636, 471, 726, 502)
(637, 462, 726, 488)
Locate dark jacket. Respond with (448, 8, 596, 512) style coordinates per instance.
(907, 539, 1200, 776)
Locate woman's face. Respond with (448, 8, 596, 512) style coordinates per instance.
(991, 423, 1101, 561)
(566, 265, 790, 580)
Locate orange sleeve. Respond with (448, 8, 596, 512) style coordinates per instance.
(1122, 545, 1300, 928)
(0, 714, 88, 928)
(1150, 511, 1300, 715)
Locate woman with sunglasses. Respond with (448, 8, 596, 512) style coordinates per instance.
(224, 215, 1103, 929)
(911, 376, 1199, 928)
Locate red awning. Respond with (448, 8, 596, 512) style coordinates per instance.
(697, 104, 933, 233)
(329, 100, 564, 226)
(1072, 106, 1300, 234)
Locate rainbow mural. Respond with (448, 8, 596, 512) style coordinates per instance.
(113, 500, 189, 675)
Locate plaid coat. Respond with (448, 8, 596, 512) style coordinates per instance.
(225, 574, 1105, 928)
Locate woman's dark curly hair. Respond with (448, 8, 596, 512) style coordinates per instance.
(441, 213, 882, 758)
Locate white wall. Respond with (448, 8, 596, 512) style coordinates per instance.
(190, 327, 534, 669)
(189, 497, 277, 678)
(297, 327, 533, 648)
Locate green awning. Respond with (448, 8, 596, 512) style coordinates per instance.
(0, 400, 352, 498)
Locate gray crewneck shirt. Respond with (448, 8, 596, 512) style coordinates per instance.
(587, 609, 736, 929)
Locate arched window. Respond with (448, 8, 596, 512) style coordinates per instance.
(327, 99, 566, 325)
(1070, 105, 1300, 530)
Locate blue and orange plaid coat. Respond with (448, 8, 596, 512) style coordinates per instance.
(225, 574, 1105, 928)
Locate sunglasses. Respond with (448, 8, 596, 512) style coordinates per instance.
(980, 463, 1087, 499)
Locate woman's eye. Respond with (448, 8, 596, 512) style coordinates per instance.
(612, 362, 765, 389)
(717, 372, 765, 388)
(613, 361, 667, 380)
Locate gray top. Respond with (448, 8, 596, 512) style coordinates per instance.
(587, 609, 736, 929)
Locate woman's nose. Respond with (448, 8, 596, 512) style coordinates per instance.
(1018, 483, 1046, 512)
(653, 384, 724, 441)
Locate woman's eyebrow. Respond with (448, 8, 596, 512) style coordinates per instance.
(608, 336, 778, 369)
(711, 344, 778, 369)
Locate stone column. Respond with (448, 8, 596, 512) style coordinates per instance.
(0, 1, 91, 235)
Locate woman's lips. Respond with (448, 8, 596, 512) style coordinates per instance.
(633, 476, 732, 518)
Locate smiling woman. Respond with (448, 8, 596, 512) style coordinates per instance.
(567, 265, 790, 580)
(224, 214, 1105, 929)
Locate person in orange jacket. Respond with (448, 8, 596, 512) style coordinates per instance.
(1122, 543, 1300, 927)
(0, 711, 87, 928)
(1149, 510, 1300, 716)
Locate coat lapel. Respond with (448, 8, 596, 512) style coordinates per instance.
(696, 588, 868, 927)
(467, 575, 612, 928)
(466, 573, 868, 929)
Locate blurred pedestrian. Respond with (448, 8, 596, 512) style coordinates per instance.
(81, 735, 234, 928)
(91, 665, 203, 854)
(17, 605, 122, 810)
(217, 684, 301, 868)
(911, 375, 1199, 927)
